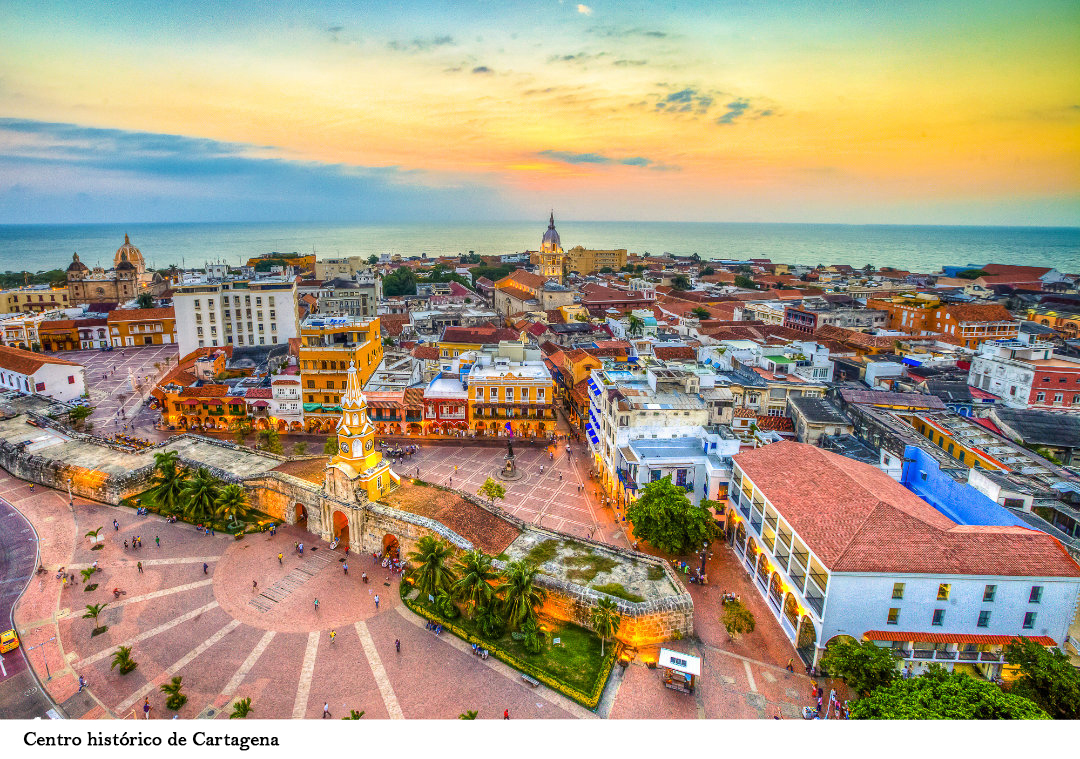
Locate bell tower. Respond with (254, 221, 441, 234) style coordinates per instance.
(326, 361, 398, 500)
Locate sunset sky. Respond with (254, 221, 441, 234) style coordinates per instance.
(1, 0, 1078, 224)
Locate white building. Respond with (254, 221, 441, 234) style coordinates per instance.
(172, 274, 299, 357)
(270, 375, 304, 431)
(968, 338, 1080, 410)
(616, 427, 741, 506)
(0, 345, 86, 402)
(729, 441, 1080, 676)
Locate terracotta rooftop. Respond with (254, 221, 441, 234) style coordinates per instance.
(179, 384, 230, 398)
(384, 480, 520, 555)
(495, 269, 548, 291)
(411, 345, 440, 360)
(734, 441, 1080, 577)
(0, 345, 82, 375)
(654, 346, 697, 361)
(272, 457, 328, 485)
(106, 307, 175, 322)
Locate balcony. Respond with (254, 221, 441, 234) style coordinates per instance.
(979, 652, 1002, 662)
(890, 648, 912, 659)
(934, 650, 957, 661)
(912, 650, 934, 660)
(958, 651, 980, 661)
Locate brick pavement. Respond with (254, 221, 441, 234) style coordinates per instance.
(5, 463, 831, 720)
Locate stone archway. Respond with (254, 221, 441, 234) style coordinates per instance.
(796, 615, 818, 665)
(332, 510, 350, 549)
(295, 503, 308, 529)
(755, 552, 769, 587)
(825, 634, 858, 651)
(768, 571, 783, 608)
(783, 592, 799, 631)
(382, 533, 400, 561)
(734, 522, 747, 555)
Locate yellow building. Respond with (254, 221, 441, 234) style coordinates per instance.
(107, 308, 177, 347)
(565, 246, 628, 275)
(1027, 306, 1080, 339)
(326, 361, 399, 502)
(909, 414, 1009, 472)
(0, 287, 71, 314)
(466, 346, 556, 439)
(299, 314, 383, 432)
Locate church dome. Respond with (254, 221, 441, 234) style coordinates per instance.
(67, 252, 89, 273)
(114, 234, 145, 272)
(541, 212, 561, 251)
(116, 252, 136, 271)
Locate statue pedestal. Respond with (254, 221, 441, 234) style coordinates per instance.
(496, 454, 523, 481)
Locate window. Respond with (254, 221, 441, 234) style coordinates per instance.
(1054, 393, 1063, 403)
(937, 583, 951, 601)
(932, 609, 945, 626)
(1036, 392, 1045, 402)
(1029, 586, 1043, 604)
(887, 608, 900, 625)
(476, 388, 483, 400)
(977, 610, 991, 628)
(68, 375, 75, 384)
(307, 380, 315, 388)
(194, 299, 200, 308)
(891, 582, 905, 600)
(1023, 612, 1036, 630)
(983, 584, 996, 602)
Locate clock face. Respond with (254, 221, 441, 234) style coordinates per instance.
(339, 441, 349, 454)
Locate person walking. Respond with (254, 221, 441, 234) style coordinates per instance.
(329, 630, 336, 644)
(374, 594, 380, 610)
(314, 598, 319, 612)
(343, 562, 348, 576)
(323, 702, 331, 719)
(503, 709, 509, 720)
(143, 698, 151, 719)
(137, 561, 143, 574)
(786, 658, 794, 672)
(124, 540, 128, 550)
(203, 562, 208, 574)
(113, 519, 119, 531)
(155, 536, 160, 547)
(278, 552, 283, 565)
(252, 580, 258, 591)
(395, 639, 400, 653)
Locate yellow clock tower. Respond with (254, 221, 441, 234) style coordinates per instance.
(326, 361, 398, 501)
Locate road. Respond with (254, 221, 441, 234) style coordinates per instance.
(0, 498, 57, 719)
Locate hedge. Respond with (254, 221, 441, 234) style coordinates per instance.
(401, 585, 618, 710)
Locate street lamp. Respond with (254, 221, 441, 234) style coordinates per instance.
(698, 541, 713, 575)
(25, 636, 57, 680)
(66, 478, 73, 508)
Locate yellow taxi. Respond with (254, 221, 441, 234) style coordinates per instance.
(0, 629, 19, 653)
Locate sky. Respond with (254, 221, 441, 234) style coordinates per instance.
(0, 0, 1078, 225)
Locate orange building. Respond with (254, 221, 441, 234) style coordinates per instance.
(299, 314, 383, 433)
(867, 296, 1017, 349)
(107, 308, 177, 347)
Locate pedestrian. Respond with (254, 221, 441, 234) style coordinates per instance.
(124, 540, 128, 550)
(786, 658, 794, 672)
(362, 572, 367, 584)
(253, 580, 258, 591)
(374, 594, 380, 609)
(203, 562, 208, 574)
(29, 484, 34, 493)
(299, 542, 304, 555)
(503, 709, 509, 720)
(113, 519, 119, 531)
(395, 639, 400, 653)
(78, 675, 86, 692)
(143, 698, 151, 719)
(448, 476, 452, 487)
(314, 598, 319, 612)
(323, 702, 331, 719)
(372, 551, 377, 565)
(329, 630, 336, 644)
(137, 561, 143, 574)
(278, 552, 283, 565)
(539, 465, 543, 474)
(343, 562, 348, 575)
(155, 536, 160, 547)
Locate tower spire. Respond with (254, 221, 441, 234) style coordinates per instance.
(548, 210, 555, 229)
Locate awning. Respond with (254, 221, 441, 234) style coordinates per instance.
(303, 403, 323, 412)
(249, 400, 270, 408)
(181, 399, 201, 406)
(658, 648, 701, 676)
(863, 630, 1056, 647)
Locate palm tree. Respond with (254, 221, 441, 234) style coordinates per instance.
(475, 602, 504, 639)
(110, 645, 137, 675)
(181, 468, 221, 522)
(161, 676, 187, 710)
(342, 709, 365, 719)
(80, 567, 97, 584)
(229, 697, 252, 719)
(498, 560, 547, 631)
(84, 526, 103, 544)
(458, 710, 478, 720)
(406, 535, 457, 600)
(627, 314, 644, 338)
(150, 451, 186, 513)
(590, 597, 621, 656)
(213, 484, 249, 523)
(453, 550, 497, 614)
(83, 602, 108, 625)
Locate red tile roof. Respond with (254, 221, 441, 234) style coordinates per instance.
(411, 345, 440, 360)
(495, 269, 548, 291)
(379, 314, 411, 336)
(754, 415, 795, 433)
(981, 264, 1052, 278)
(106, 307, 175, 322)
(942, 303, 1015, 324)
(0, 345, 81, 375)
(654, 346, 697, 361)
(734, 442, 1080, 577)
(441, 325, 519, 344)
(402, 388, 425, 408)
(864, 630, 1056, 647)
(179, 384, 230, 398)
(245, 388, 272, 399)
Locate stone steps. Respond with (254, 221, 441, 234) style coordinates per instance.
(247, 549, 337, 613)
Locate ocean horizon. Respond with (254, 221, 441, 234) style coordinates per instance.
(0, 220, 1077, 276)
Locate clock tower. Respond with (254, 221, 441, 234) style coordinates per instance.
(326, 361, 398, 501)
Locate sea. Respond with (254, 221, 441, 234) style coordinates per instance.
(0, 222, 1077, 275)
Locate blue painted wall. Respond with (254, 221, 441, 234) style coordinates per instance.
(900, 445, 1027, 527)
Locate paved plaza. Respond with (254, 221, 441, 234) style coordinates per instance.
(4, 433, 832, 720)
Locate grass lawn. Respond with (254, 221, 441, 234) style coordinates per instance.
(405, 589, 615, 706)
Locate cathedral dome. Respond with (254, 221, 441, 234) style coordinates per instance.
(67, 252, 89, 273)
(114, 234, 145, 273)
(541, 212, 561, 252)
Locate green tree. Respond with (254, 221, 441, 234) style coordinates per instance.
(181, 467, 222, 522)
(625, 476, 716, 555)
(80, 567, 97, 584)
(689, 252, 701, 263)
(407, 535, 457, 600)
(734, 274, 757, 289)
(229, 697, 252, 719)
(433, 589, 459, 619)
(458, 710, 478, 720)
(599, 266, 614, 274)
(475, 602, 505, 639)
(721, 600, 755, 640)
(1004, 638, 1080, 719)
(366, 254, 378, 265)
(136, 292, 155, 309)
(110, 645, 137, 675)
(498, 560, 547, 631)
(293, 441, 308, 455)
(231, 419, 252, 447)
(477, 477, 506, 506)
(149, 450, 187, 514)
(382, 266, 417, 296)
(68, 405, 93, 426)
(520, 617, 546, 654)
(691, 307, 710, 320)
(85, 526, 103, 544)
(324, 436, 339, 455)
(453, 549, 498, 614)
(701, 266, 715, 275)
(627, 314, 644, 338)
(83, 602, 108, 625)
(214, 483, 249, 523)
(671, 274, 691, 291)
(850, 665, 1048, 720)
(590, 597, 621, 656)
(257, 428, 284, 454)
(342, 709, 365, 719)
(819, 639, 899, 696)
(956, 269, 988, 280)
(161, 676, 187, 711)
